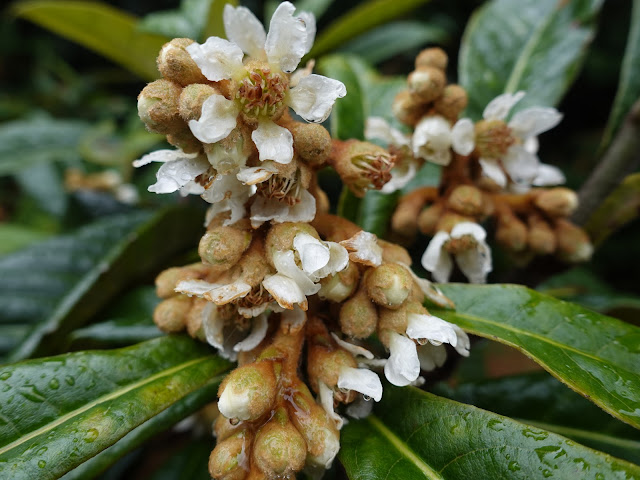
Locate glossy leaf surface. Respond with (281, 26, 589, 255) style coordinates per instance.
(340, 386, 640, 479)
(432, 283, 640, 429)
(0, 336, 230, 479)
(459, 0, 604, 119)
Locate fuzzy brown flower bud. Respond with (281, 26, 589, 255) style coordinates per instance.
(434, 84, 468, 120)
(166, 126, 203, 154)
(138, 79, 184, 134)
(495, 213, 528, 252)
(392, 90, 427, 127)
(179, 83, 221, 122)
(408, 66, 446, 104)
(415, 47, 448, 71)
(157, 38, 208, 86)
(330, 140, 395, 197)
(338, 283, 379, 339)
(318, 262, 360, 303)
(555, 219, 593, 263)
(289, 122, 332, 167)
(446, 185, 484, 216)
(185, 297, 208, 340)
(534, 188, 579, 218)
(417, 203, 444, 235)
(527, 214, 556, 255)
(217, 361, 278, 422)
(366, 263, 413, 309)
(199, 226, 252, 271)
(155, 263, 209, 298)
(253, 409, 307, 478)
(209, 430, 251, 480)
(153, 295, 192, 333)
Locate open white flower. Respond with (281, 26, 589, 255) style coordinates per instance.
(421, 222, 492, 284)
(186, 2, 346, 165)
(133, 149, 210, 196)
(418, 324, 470, 371)
(202, 171, 256, 226)
(250, 188, 316, 228)
(412, 116, 475, 166)
(384, 331, 420, 386)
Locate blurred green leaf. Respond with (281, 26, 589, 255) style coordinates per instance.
(459, 0, 604, 119)
(340, 386, 640, 479)
(0, 336, 231, 479)
(0, 206, 204, 361)
(357, 191, 399, 237)
(139, 0, 228, 41)
(148, 437, 212, 480)
(585, 172, 640, 247)
(432, 284, 640, 429)
(203, 0, 238, 39)
(0, 223, 50, 256)
(14, 163, 67, 218)
(340, 20, 448, 65)
(295, 0, 335, 18)
(13, 0, 169, 80)
(309, 0, 432, 58)
(434, 372, 640, 464)
(0, 117, 89, 175)
(601, 0, 640, 149)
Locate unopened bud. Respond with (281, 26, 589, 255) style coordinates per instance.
(158, 38, 208, 86)
(495, 214, 528, 252)
(534, 188, 578, 218)
(155, 263, 209, 298)
(199, 226, 252, 271)
(366, 263, 412, 309)
(166, 126, 203, 154)
(330, 140, 395, 197)
(434, 84, 468, 120)
(379, 239, 412, 265)
(474, 119, 514, 159)
(417, 203, 444, 235)
(214, 413, 244, 442)
(435, 212, 474, 233)
(555, 219, 593, 263)
(378, 301, 425, 346)
(307, 345, 357, 393)
(209, 431, 251, 480)
(138, 79, 184, 134)
(179, 83, 220, 122)
(265, 222, 319, 262)
(527, 215, 556, 255)
(218, 361, 278, 422)
(339, 284, 379, 339)
(415, 47, 448, 71)
(446, 185, 483, 216)
(289, 122, 332, 167)
(186, 297, 208, 341)
(153, 295, 191, 333)
(319, 262, 360, 302)
(408, 67, 446, 103)
(392, 90, 427, 127)
(253, 409, 307, 478)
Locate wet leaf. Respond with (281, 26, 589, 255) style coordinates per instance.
(148, 437, 212, 480)
(340, 385, 640, 479)
(13, 1, 168, 80)
(0, 224, 49, 256)
(459, 0, 604, 119)
(431, 283, 640, 429)
(0, 336, 231, 479)
(0, 207, 203, 361)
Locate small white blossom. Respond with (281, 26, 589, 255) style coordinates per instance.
(384, 331, 420, 386)
(417, 324, 470, 371)
(412, 115, 475, 166)
(250, 189, 316, 228)
(133, 149, 210, 196)
(337, 366, 383, 402)
(339, 230, 383, 267)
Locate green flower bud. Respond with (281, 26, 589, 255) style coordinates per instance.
(218, 361, 277, 422)
(209, 431, 251, 480)
(366, 263, 412, 309)
(318, 262, 360, 302)
(153, 295, 191, 333)
(253, 409, 307, 478)
(338, 283, 378, 339)
(199, 226, 252, 271)
(157, 38, 208, 86)
(137, 79, 184, 134)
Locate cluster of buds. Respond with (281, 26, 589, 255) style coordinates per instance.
(365, 47, 593, 283)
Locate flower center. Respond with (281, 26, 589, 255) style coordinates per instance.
(236, 66, 288, 119)
(257, 171, 302, 205)
(445, 234, 478, 255)
(474, 119, 515, 159)
(351, 152, 396, 192)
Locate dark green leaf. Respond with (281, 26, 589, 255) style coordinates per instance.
(357, 191, 399, 237)
(431, 284, 640, 429)
(308, 0, 432, 58)
(0, 117, 89, 175)
(139, 0, 214, 41)
(148, 437, 212, 480)
(12, 1, 168, 80)
(337, 188, 361, 226)
(434, 373, 640, 464)
(14, 163, 67, 218)
(459, 0, 604, 119)
(340, 385, 640, 479)
(0, 224, 50, 256)
(601, 0, 640, 149)
(0, 336, 231, 479)
(340, 21, 449, 65)
(0, 206, 204, 360)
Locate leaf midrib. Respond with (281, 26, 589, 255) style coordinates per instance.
(0, 355, 211, 456)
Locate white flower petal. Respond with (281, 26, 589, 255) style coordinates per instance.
(204, 197, 247, 226)
(189, 94, 238, 144)
(338, 366, 383, 402)
(381, 158, 418, 194)
(479, 158, 507, 188)
(420, 232, 454, 283)
(204, 280, 252, 305)
(250, 189, 316, 226)
(175, 279, 218, 297)
(455, 238, 492, 284)
(365, 116, 410, 148)
(318, 381, 343, 430)
(482, 91, 525, 121)
(293, 233, 331, 274)
(252, 121, 294, 164)
(288, 74, 346, 123)
(236, 164, 278, 185)
(218, 381, 251, 420)
(417, 343, 447, 371)
(451, 118, 475, 155)
(272, 250, 319, 296)
(451, 222, 487, 242)
(313, 242, 349, 279)
(179, 181, 205, 196)
(384, 332, 420, 387)
(524, 136, 539, 154)
(298, 11, 316, 54)
(406, 313, 458, 347)
(186, 37, 244, 82)
(265, 1, 309, 73)
(233, 313, 268, 352)
(202, 302, 237, 361)
(206, 136, 248, 173)
(533, 163, 566, 186)
(502, 145, 539, 186)
(509, 107, 563, 138)
(238, 303, 269, 319)
(412, 115, 453, 165)
(223, 4, 266, 58)
(262, 273, 308, 310)
(133, 149, 194, 168)
(281, 307, 307, 331)
(148, 156, 210, 194)
(397, 263, 454, 309)
(339, 231, 383, 267)
(202, 171, 254, 203)
(331, 333, 374, 359)
(452, 324, 471, 357)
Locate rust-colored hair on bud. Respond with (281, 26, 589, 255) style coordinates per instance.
(495, 212, 528, 252)
(155, 263, 209, 298)
(288, 122, 332, 167)
(185, 297, 208, 341)
(392, 89, 427, 127)
(138, 79, 184, 134)
(179, 83, 221, 122)
(157, 38, 208, 86)
(527, 214, 556, 255)
(338, 282, 379, 339)
(153, 295, 192, 333)
(377, 301, 424, 346)
(415, 47, 448, 71)
(264, 222, 320, 264)
(209, 430, 251, 480)
(555, 219, 593, 263)
(407, 66, 446, 104)
(434, 84, 468, 121)
(330, 140, 395, 198)
(199, 226, 252, 271)
(307, 342, 357, 394)
(365, 263, 413, 309)
(446, 185, 484, 216)
(379, 239, 412, 265)
(217, 361, 278, 422)
(417, 203, 444, 236)
(534, 188, 579, 218)
(166, 126, 203, 154)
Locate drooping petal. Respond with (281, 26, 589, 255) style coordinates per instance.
(202, 302, 237, 361)
(337, 366, 383, 402)
(233, 313, 268, 352)
(509, 107, 563, 138)
(265, 1, 309, 73)
(252, 120, 294, 164)
(365, 116, 410, 148)
(502, 144, 539, 187)
(204, 280, 252, 305)
(236, 163, 278, 185)
(272, 250, 320, 295)
(479, 158, 507, 188)
(482, 91, 525, 121)
(133, 148, 194, 168)
(178, 181, 205, 196)
(420, 231, 454, 283)
(381, 158, 418, 194)
(186, 37, 244, 81)
(281, 307, 307, 332)
(262, 273, 308, 310)
(223, 4, 266, 59)
(452, 324, 471, 357)
(412, 115, 453, 165)
(189, 94, 239, 144)
(288, 74, 346, 123)
(293, 232, 331, 274)
(318, 381, 343, 429)
(451, 221, 487, 242)
(384, 332, 420, 387)
(313, 241, 349, 279)
(339, 231, 383, 267)
(417, 343, 447, 371)
(524, 136, 539, 154)
(331, 333, 374, 359)
(202, 171, 253, 204)
(406, 313, 458, 346)
(298, 11, 316, 54)
(175, 279, 219, 297)
(250, 189, 316, 227)
(148, 156, 210, 194)
(533, 163, 566, 186)
(455, 238, 492, 284)
(451, 118, 475, 155)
